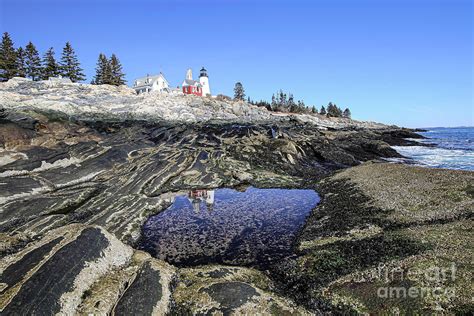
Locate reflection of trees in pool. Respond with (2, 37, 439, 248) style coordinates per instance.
(187, 189, 215, 213)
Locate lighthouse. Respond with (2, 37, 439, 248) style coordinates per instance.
(199, 67, 211, 96)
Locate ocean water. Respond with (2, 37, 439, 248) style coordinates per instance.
(392, 127, 474, 170)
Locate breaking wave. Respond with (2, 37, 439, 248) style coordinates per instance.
(391, 127, 474, 170)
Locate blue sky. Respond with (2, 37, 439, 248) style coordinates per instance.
(0, 0, 472, 127)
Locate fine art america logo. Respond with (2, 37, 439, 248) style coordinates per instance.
(372, 263, 457, 310)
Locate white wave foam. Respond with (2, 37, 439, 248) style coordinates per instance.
(392, 146, 474, 170)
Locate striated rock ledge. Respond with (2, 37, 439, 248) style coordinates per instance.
(1, 224, 309, 315)
(2, 79, 469, 314)
(0, 108, 422, 246)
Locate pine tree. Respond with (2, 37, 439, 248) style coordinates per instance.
(25, 42, 42, 81)
(327, 102, 343, 117)
(320, 106, 327, 115)
(41, 47, 59, 80)
(327, 103, 334, 116)
(311, 106, 318, 114)
(343, 108, 351, 118)
(274, 90, 287, 111)
(16, 47, 27, 78)
(233, 82, 245, 101)
(279, 90, 285, 105)
(104, 58, 113, 84)
(0, 32, 18, 81)
(109, 54, 125, 86)
(271, 94, 277, 111)
(264, 101, 272, 111)
(93, 53, 110, 84)
(288, 94, 296, 112)
(59, 42, 85, 82)
(298, 100, 306, 113)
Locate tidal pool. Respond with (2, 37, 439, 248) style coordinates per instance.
(139, 187, 319, 269)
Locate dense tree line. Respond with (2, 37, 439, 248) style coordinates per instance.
(0, 32, 126, 86)
(239, 81, 352, 118)
(249, 89, 316, 114)
(0, 32, 85, 82)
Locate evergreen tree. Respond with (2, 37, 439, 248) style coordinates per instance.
(296, 100, 304, 113)
(279, 90, 287, 111)
(0, 32, 18, 81)
(233, 82, 245, 101)
(271, 94, 277, 111)
(264, 101, 272, 111)
(25, 42, 42, 81)
(279, 90, 285, 105)
(41, 47, 59, 80)
(109, 54, 125, 86)
(256, 100, 270, 109)
(93, 53, 110, 84)
(294, 100, 301, 113)
(311, 106, 318, 114)
(327, 102, 343, 117)
(327, 103, 334, 116)
(16, 47, 27, 78)
(274, 90, 287, 111)
(288, 93, 296, 112)
(320, 105, 327, 115)
(104, 58, 113, 84)
(59, 42, 85, 82)
(343, 108, 351, 118)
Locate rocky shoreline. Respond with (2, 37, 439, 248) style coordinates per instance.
(0, 81, 472, 314)
(275, 162, 473, 314)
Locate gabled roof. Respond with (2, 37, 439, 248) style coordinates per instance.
(134, 73, 169, 88)
(182, 79, 201, 87)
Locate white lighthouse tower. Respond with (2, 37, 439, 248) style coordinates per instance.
(199, 67, 211, 96)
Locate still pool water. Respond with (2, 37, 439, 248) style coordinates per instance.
(139, 187, 319, 269)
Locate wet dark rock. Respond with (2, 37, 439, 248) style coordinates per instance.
(1, 112, 38, 130)
(2, 227, 109, 315)
(172, 265, 310, 314)
(202, 282, 260, 314)
(113, 261, 162, 315)
(0, 236, 63, 293)
(0, 113, 416, 247)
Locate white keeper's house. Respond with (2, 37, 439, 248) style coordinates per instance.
(133, 72, 172, 94)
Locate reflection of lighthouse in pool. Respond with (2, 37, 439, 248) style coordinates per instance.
(187, 189, 215, 213)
